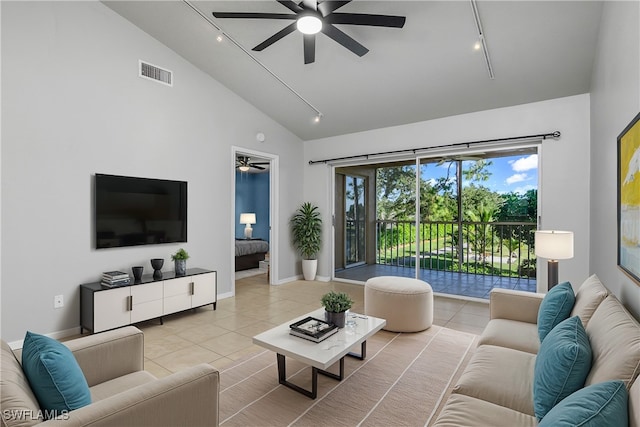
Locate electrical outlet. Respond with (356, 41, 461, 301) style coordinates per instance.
(54, 295, 64, 309)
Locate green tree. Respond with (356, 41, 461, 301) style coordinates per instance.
(464, 204, 497, 262)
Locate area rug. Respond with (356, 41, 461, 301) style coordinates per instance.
(218, 325, 477, 426)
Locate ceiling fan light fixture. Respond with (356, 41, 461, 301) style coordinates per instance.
(297, 15, 322, 35)
(238, 165, 250, 172)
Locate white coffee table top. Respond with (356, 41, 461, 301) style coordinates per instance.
(253, 308, 386, 370)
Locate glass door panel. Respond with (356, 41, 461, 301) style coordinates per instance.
(345, 175, 366, 266)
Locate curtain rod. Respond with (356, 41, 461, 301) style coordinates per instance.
(308, 131, 560, 165)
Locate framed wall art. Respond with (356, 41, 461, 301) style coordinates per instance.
(618, 112, 640, 284)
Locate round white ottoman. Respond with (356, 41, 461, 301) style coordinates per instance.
(364, 276, 433, 332)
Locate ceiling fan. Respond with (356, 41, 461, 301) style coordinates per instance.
(237, 156, 269, 171)
(212, 0, 406, 64)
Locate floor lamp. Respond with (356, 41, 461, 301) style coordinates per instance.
(240, 213, 256, 239)
(534, 230, 574, 290)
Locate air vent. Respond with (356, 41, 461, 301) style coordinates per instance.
(139, 60, 172, 86)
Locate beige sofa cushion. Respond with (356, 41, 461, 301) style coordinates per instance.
(452, 345, 536, 415)
(631, 378, 640, 427)
(433, 393, 537, 427)
(90, 371, 156, 402)
(585, 295, 640, 388)
(570, 274, 609, 327)
(0, 341, 42, 427)
(477, 319, 539, 354)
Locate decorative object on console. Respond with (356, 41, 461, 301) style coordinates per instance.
(131, 266, 144, 283)
(321, 291, 353, 328)
(617, 112, 640, 285)
(171, 248, 189, 276)
(101, 271, 130, 288)
(534, 230, 574, 289)
(291, 202, 322, 280)
(240, 213, 256, 239)
(150, 258, 164, 280)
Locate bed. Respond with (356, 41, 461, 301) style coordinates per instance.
(235, 239, 269, 271)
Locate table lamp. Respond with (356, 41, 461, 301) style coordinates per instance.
(240, 213, 256, 239)
(534, 230, 574, 289)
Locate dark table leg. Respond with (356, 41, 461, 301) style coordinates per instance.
(276, 341, 367, 399)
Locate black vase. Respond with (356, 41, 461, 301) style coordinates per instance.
(325, 310, 347, 328)
(150, 258, 164, 280)
(132, 266, 144, 283)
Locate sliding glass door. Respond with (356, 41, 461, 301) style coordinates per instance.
(345, 175, 366, 267)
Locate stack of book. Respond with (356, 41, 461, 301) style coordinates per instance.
(102, 271, 131, 288)
(289, 316, 338, 343)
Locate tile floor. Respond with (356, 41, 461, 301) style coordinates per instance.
(133, 273, 489, 378)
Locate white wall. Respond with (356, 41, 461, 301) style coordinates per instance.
(1, 2, 304, 342)
(304, 95, 592, 293)
(589, 1, 640, 318)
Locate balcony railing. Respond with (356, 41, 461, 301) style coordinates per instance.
(373, 219, 537, 278)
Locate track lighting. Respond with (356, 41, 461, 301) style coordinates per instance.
(314, 113, 323, 123)
(216, 33, 224, 42)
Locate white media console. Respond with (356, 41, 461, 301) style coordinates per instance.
(80, 268, 216, 333)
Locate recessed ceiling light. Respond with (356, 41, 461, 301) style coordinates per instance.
(216, 33, 224, 42)
(297, 15, 322, 35)
(474, 40, 481, 50)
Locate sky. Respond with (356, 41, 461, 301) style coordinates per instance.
(422, 154, 539, 195)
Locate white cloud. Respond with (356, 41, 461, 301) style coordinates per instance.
(506, 173, 527, 184)
(511, 154, 538, 172)
(513, 185, 536, 195)
(426, 178, 437, 186)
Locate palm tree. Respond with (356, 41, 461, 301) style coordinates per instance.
(464, 204, 497, 263)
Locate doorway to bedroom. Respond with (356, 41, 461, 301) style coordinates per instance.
(232, 147, 278, 290)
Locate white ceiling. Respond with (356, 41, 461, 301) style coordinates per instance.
(103, 1, 603, 141)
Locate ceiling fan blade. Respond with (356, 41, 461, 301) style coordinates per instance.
(251, 165, 266, 170)
(317, 1, 351, 16)
(321, 24, 368, 57)
(277, 0, 304, 13)
(253, 22, 297, 51)
(303, 34, 316, 64)
(251, 162, 271, 165)
(327, 13, 406, 28)
(212, 12, 296, 20)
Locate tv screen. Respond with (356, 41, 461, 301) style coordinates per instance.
(95, 174, 187, 249)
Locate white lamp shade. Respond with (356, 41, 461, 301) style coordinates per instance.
(535, 230, 574, 260)
(239, 213, 256, 225)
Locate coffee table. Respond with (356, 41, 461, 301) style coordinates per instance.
(253, 308, 386, 399)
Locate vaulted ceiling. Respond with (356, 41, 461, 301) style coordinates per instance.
(103, 1, 603, 141)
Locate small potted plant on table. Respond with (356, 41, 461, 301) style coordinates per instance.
(321, 291, 354, 328)
(171, 248, 189, 276)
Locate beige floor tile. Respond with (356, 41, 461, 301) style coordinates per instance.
(200, 332, 254, 356)
(177, 324, 231, 343)
(212, 314, 261, 331)
(144, 334, 193, 360)
(144, 359, 173, 378)
(153, 345, 224, 373)
(448, 311, 490, 328)
(461, 301, 490, 316)
(225, 344, 266, 361)
(444, 321, 486, 335)
(234, 321, 278, 338)
(208, 357, 236, 370)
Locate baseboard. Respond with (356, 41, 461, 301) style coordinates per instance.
(218, 291, 234, 300)
(8, 326, 82, 351)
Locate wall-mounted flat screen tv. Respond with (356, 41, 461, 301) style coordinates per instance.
(95, 174, 187, 249)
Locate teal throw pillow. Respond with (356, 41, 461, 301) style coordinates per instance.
(538, 281, 575, 342)
(21, 331, 91, 418)
(533, 316, 592, 421)
(538, 381, 628, 426)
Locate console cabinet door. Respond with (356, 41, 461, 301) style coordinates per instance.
(130, 282, 164, 323)
(93, 287, 130, 333)
(192, 272, 216, 308)
(163, 277, 192, 314)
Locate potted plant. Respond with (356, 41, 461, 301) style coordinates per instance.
(171, 248, 189, 276)
(321, 291, 354, 328)
(291, 202, 322, 280)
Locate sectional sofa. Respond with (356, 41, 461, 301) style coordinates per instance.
(434, 275, 640, 426)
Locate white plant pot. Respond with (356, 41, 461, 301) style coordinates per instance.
(302, 259, 318, 281)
